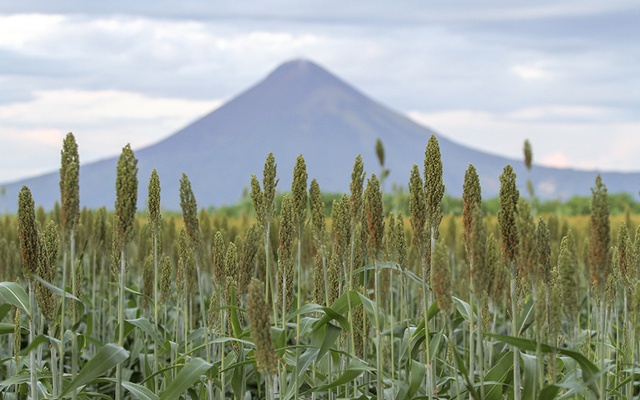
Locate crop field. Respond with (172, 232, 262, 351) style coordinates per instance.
(1, 133, 639, 399)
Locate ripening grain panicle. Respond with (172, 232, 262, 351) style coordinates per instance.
(350, 155, 365, 221)
(516, 198, 536, 289)
(292, 155, 308, 228)
(277, 195, 295, 312)
(332, 194, 350, 261)
(250, 153, 279, 228)
(524, 139, 532, 171)
(424, 134, 445, 235)
(36, 221, 60, 323)
(498, 165, 519, 264)
(179, 173, 201, 248)
(263, 153, 278, 219)
(364, 174, 384, 258)
(177, 228, 194, 297)
(160, 255, 172, 300)
(114, 144, 138, 249)
(487, 233, 505, 301)
(239, 223, 260, 294)
(395, 214, 407, 268)
(60, 132, 79, 235)
(18, 186, 39, 277)
(313, 253, 325, 304)
(433, 239, 452, 315)
(558, 231, 579, 323)
(148, 169, 161, 234)
(247, 278, 277, 376)
(617, 222, 632, 288)
(470, 204, 487, 296)
(13, 307, 20, 362)
(589, 174, 610, 293)
(328, 252, 341, 305)
(225, 242, 238, 287)
(310, 179, 325, 246)
(462, 164, 482, 258)
(212, 231, 226, 284)
(409, 164, 426, 250)
(536, 219, 552, 286)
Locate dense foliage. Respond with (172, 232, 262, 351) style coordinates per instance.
(1, 135, 640, 399)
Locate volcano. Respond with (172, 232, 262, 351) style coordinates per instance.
(3, 59, 638, 212)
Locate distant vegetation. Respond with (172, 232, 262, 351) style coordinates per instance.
(2, 133, 640, 399)
(210, 190, 640, 219)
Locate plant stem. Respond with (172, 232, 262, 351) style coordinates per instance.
(116, 248, 126, 400)
(28, 280, 38, 400)
(510, 271, 521, 400)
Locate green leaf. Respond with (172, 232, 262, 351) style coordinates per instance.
(521, 353, 537, 400)
(302, 360, 374, 395)
(407, 359, 426, 399)
(122, 381, 160, 400)
(159, 357, 212, 400)
(452, 296, 474, 323)
(0, 282, 30, 317)
(538, 384, 561, 399)
(0, 322, 19, 334)
(488, 334, 600, 396)
(20, 333, 50, 355)
(451, 338, 481, 400)
(126, 317, 161, 344)
(482, 352, 513, 400)
(59, 343, 129, 398)
(32, 274, 80, 301)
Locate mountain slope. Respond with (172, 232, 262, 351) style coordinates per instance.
(2, 59, 638, 212)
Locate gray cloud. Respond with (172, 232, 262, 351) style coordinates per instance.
(1, 1, 640, 183)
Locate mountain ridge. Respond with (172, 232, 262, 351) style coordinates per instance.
(2, 59, 638, 212)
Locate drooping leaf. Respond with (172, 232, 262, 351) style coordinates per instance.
(126, 318, 161, 345)
(159, 357, 212, 400)
(488, 333, 599, 395)
(122, 381, 160, 400)
(59, 343, 129, 398)
(0, 282, 30, 317)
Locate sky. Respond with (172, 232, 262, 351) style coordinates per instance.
(1, 1, 640, 183)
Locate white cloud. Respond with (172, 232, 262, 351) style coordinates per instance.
(511, 63, 552, 80)
(0, 89, 220, 181)
(407, 108, 640, 172)
(0, 14, 65, 49)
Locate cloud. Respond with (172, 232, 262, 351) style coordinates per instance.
(540, 152, 576, 169)
(1, 3, 640, 184)
(408, 108, 640, 172)
(0, 89, 220, 182)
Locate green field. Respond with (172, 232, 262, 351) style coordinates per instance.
(1, 133, 639, 399)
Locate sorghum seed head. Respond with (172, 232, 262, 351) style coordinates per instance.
(247, 278, 277, 376)
(148, 169, 161, 234)
(291, 154, 308, 229)
(498, 165, 519, 265)
(179, 173, 200, 249)
(589, 174, 610, 293)
(424, 134, 445, 234)
(60, 132, 79, 235)
(462, 164, 482, 258)
(364, 174, 384, 258)
(18, 186, 39, 277)
(310, 178, 326, 247)
(409, 164, 427, 250)
(114, 144, 138, 247)
(350, 155, 365, 221)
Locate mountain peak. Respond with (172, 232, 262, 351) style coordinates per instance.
(268, 58, 328, 77)
(2, 58, 636, 213)
(262, 58, 346, 91)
